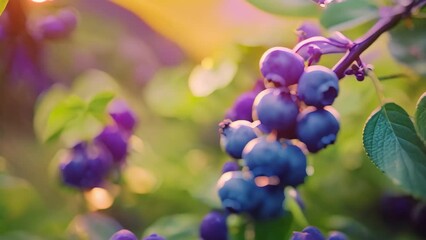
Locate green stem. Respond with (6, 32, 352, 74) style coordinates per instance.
(366, 69, 385, 106)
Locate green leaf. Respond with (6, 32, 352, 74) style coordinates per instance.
(143, 214, 200, 240)
(415, 93, 426, 141)
(87, 91, 115, 121)
(254, 212, 294, 240)
(363, 103, 426, 198)
(246, 0, 320, 17)
(44, 95, 86, 142)
(0, 0, 8, 16)
(389, 19, 426, 76)
(320, 0, 379, 30)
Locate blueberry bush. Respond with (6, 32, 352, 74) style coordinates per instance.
(0, 0, 425, 239)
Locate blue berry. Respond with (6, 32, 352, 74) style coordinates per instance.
(219, 120, 258, 159)
(109, 99, 138, 135)
(327, 231, 348, 240)
(253, 89, 299, 134)
(242, 137, 290, 184)
(221, 161, 240, 173)
(199, 211, 228, 240)
(297, 66, 339, 108)
(379, 194, 416, 224)
(95, 125, 128, 164)
(282, 144, 307, 187)
(217, 172, 259, 213)
(296, 107, 339, 153)
(59, 142, 112, 189)
(109, 229, 138, 240)
(225, 91, 257, 122)
(259, 47, 305, 87)
(291, 226, 325, 240)
(143, 233, 166, 240)
(249, 188, 285, 220)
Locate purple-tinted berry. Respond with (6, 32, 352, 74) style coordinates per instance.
(109, 99, 138, 135)
(242, 137, 290, 183)
(221, 161, 240, 173)
(297, 66, 339, 108)
(225, 91, 257, 121)
(109, 229, 138, 240)
(291, 226, 326, 240)
(219, 120, 257, 159)
(296, 107, 340, 153)
(253, 89, 299, 134)
(199, 211, 228, 240)
(143, 233, 166, 240)
(217, 172, 259, 213)
(38, 16, 70, 39)
(327, 231, 348, 240)
(249, 188, 285, 220)
(259, 47, 305, 87)
(57, 8, 78, 31)
(282, 144, 307, 187)
(379, 194, 417, 224)
(411, 203, 426, 237)
(95, 125, 128, 164)
(60, 142, 112, 189)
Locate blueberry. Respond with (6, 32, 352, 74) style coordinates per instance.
(142, 233, 166, 240)
(242, 137, 290, 184)
(108, 99, 138, 135)
(259, 47, 305, 87)
(57, 8, 78, 31)
(225, 91, 258, 122)
(38, 16, 70, 39)
(291, 226, 326, 240)
(217, 172, 260, 213)
(221, 161, 240, 173)
(296, 107, 340, 153)
(297, 66, 339, 108)
(199, 211, 228, 240)
(249, 188, 285, 220)
(253, 89, 299, 134)
(219, 120, 258, 159)
(327, 231, 348, 240)
(109, 229, 138, 240)
(60, 142, 113, 189)
(282, 144, 307, 187)
(95, 125, 128, 164)
(379, 194, 417, 225)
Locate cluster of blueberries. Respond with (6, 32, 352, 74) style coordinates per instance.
(199, 46, 341, 239)
(109, 229, 165, 240)
(60, 99, 137, 189)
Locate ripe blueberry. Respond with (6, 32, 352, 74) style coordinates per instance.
(143, 233, 166, 240)
(219, 120, 257, 159)
(95, 125, 128, 164)
(259, 47, 305, 87)
(109, 229, 137, 240)
(297, 66, 339, 108)
(199, 211, 228, 240)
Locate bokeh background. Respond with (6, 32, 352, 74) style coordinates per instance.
(0, 0, 425, 239)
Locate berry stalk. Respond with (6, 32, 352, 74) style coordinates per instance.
(332, 0, 426, 79)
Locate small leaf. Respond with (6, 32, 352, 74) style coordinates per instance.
(87, 91, 115, 121)
(44, 95, 86, 142)
(0, 0, 8, 16)
(363, 103, 426, 198)
(320, 0, 379, 30)
(246, 0, 320, 17)
(415, 92, 426, 141)
(254, 212, 294, 240)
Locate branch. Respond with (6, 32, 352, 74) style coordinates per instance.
(332, 0, 426, 79)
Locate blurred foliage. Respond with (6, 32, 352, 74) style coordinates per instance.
(0, 0, 425, 240)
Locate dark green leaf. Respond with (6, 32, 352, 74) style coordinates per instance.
(415, 92, 426, 141)
(320, 0, 379, 30)
(246, 0, 320, 17)
(363, 103, 426, 198)
(254, 212, 294, 240)
(0, 0, 8, 16)
(389, 19, 426, 76)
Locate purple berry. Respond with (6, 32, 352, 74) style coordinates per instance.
(259, 47, 305, 87)
(296, 107, 340, 153)
(219, 120, 258, 159)
(327, 231, 348, 240)
(379, 194, 417, 225)
(249, 188, 285, 220)
(109, 229, 138, 240)
(57, 8, 78, 31)
(95, 125, 128, 164)
(225, 91, 258, 122)
(253, 89, 299, 135)
(143, 233, 166, 240)
(108, 99, 138, 135)
(38, 16, 69, 39)
(282, 144, 307, 187)
(60, 142, 112, 189)
(297, 66, 339, 108)
(291, 226, 326, 240)
(411, 203, 426, 237)
(221, 161, 240, 173)
(199, 211, 228, 240)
